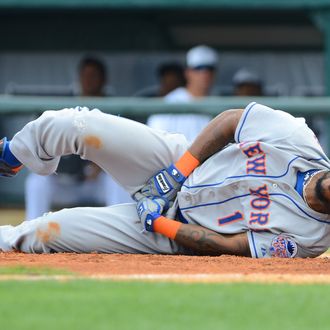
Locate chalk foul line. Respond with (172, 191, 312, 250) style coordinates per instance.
(1, 273, 330, 283)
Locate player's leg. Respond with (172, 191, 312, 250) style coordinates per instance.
(8, 107, 189, 195)
(0, 203, 187, 255)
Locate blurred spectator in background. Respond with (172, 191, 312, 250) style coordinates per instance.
(147, 45, 219, 142)
(232, 68, 263, 96)
(25, 56, 131, 220)
(165, 45, 218, 102)
(135, 62, 185, 97)
(78, 57, 107, 96)
(158, 62, 185, 97)
(232, 68, 325, 154)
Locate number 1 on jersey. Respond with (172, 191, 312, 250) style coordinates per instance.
(218, 211, 244, 226)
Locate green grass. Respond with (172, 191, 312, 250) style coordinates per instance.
(0, 281, 329, 330)
(0, 265, 73, 275)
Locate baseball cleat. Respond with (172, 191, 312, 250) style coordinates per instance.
(0, 137, 23, 177)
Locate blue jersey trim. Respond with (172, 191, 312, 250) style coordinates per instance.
(269, 193, 330, 224)
(180, 193, 251, 211)
(183, 155, 300, 189)
(295, 169, 320, 198)
(250, 232, 259, 258)
(236, 102, 257, 143)
(180, 191, 330, 224)
(183, 156, 326, 190)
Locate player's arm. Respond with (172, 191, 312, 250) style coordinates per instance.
(175, 223, 251, 257)
(148, 215, 251, 257)
(188, 108, 244, 163)
(138, 198, 251, 257)
(134, 109, 244, 202)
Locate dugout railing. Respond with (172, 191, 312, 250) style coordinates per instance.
(1, 95, 330, 116)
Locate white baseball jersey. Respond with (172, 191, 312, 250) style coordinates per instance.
(178, 102, 330, 258)
(164, 87, 194, 103)
(148, 87, 212, 143)
(147, 114, 211, 143)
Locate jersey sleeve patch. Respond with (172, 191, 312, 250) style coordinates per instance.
(270, 235, 298, 258)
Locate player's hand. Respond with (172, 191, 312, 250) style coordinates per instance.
(138, 164, 187, 203)
(134, 193, 168, 232)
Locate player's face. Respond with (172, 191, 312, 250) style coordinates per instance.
(186, 67, 215, 93)
(315, 171, 330, 213)
(80, 64, 105, 96)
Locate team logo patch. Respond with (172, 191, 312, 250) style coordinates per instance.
(171, 168, 179, 177)
(270, 235, 298, 258)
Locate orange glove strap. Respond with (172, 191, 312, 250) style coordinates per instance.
(154, 216, 182, 239)
(174, 150, 200, 177)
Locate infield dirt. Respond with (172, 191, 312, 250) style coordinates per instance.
(0, 253, 330, 283)
(1, 210, 330, 283)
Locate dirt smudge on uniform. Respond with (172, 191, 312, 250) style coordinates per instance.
(84, 135, 102, 149)
(36, 222, 61, 244)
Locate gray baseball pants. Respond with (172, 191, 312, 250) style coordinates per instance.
(0, 107, 189, 254)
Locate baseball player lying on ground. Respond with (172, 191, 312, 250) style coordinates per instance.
(0, 102, 330, 258)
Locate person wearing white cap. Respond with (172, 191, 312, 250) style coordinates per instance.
(165, 45, 219, 102)
(147, 45, 219, 143)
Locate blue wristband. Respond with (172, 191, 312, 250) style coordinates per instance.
(167, 164, 186, 184)
(145, 212, 161, 232)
